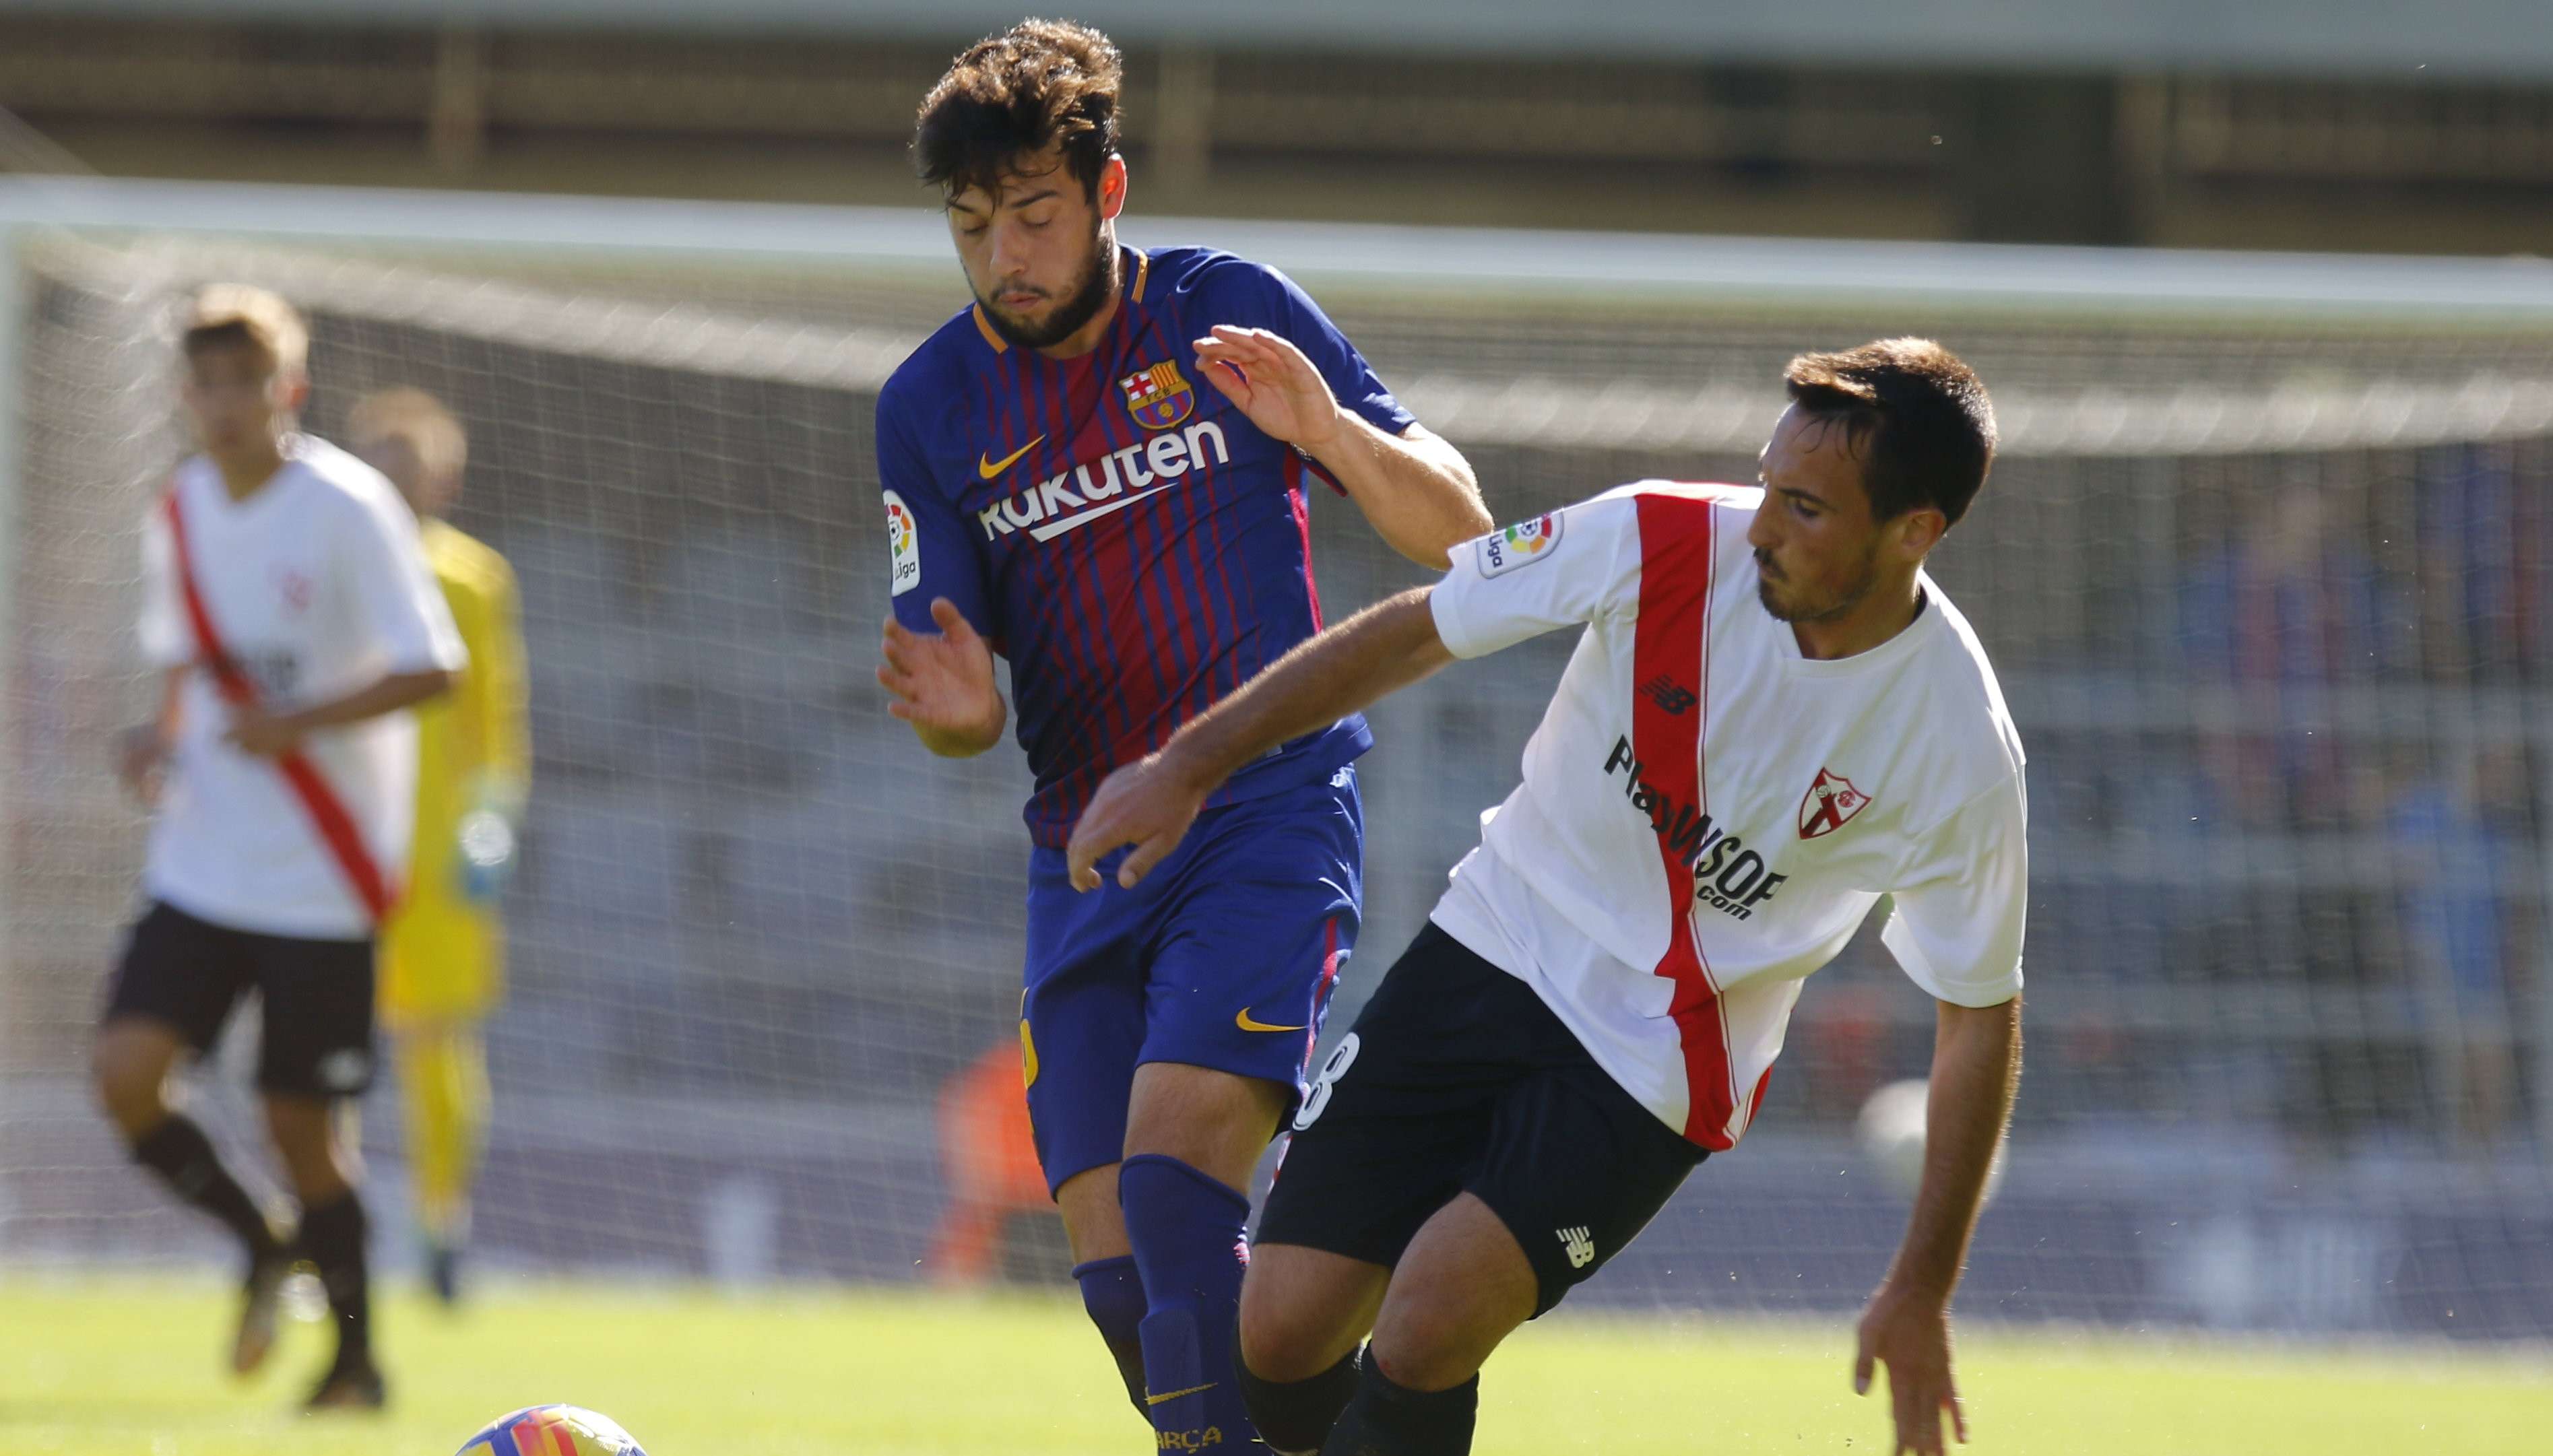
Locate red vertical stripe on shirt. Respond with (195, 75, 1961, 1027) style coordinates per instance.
(1285, 454, 1322, 631)
(1629, 491, 1737, 1150)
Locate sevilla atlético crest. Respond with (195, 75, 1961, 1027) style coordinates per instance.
(1120, 360, 1196, 431)
(1797, 768, 1872, 839)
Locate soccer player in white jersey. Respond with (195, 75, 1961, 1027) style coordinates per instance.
(92, 286, 467, 1409)
(1068, 339, 2023, 1456)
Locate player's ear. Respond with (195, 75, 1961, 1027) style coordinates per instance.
(273, 368, 312, 415)
(1888, 506, 1948, 561)
(1096, 154, 1128, 222)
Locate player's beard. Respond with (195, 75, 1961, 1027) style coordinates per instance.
(975, 225, 1116, 351)
(1754, 539, 1881, 625)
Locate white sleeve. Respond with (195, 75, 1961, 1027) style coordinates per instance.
(340, 490, 467, 675)
(1428, 492, 1642, 660)
(137, 506, 189, 669)
(1881, 772, 2028, 1007)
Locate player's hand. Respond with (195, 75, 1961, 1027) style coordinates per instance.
(222, 703, 302, 758)
(1193, 326, 1347, 453)
(1853, 1280, 1966, 1455)
(878, 598, 1006, 756)
(116, 724, 171, 805)
(1065, 751, 1210, 892)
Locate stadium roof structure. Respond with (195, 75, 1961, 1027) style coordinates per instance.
(7, 0, 2553, 83)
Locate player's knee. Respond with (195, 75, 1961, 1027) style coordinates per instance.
(1366, 1286, 1511, 1394)
(262, 1094, 353, 1199)
(1238, 1266, 1363, 1383)
(1236, 1292, 1330, 1383)
(90, 1024, 173, 1133)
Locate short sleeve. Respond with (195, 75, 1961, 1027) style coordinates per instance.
(138, 504, 189, 668)
(344, 489, 467, 675)
(1427, 492, 1641, 660)
(1223, 263, 1415, 437)
(877, 395, 994, 639)
(1881, 774, 2028, 1007)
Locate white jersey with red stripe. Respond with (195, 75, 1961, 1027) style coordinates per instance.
(139, 437, 467, 939)
(1423, 481, 2028, 1150)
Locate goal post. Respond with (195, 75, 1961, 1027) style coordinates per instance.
(0, 176, 2547, 1339)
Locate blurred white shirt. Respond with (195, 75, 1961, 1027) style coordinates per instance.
(139, 435, 467, 939)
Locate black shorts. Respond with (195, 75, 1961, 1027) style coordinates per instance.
(102, 900, 377, 1098)
(1257, 922, 1706, 1317)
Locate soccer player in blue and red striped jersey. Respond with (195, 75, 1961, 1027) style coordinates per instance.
(872, 20, 1487, 1451)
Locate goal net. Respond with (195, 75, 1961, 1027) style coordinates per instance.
(1, 178, 2548, 1343)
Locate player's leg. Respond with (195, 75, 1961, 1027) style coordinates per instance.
(1052, 1164, 1145, 1413)
(1017, 864, 1152, 1413)
(1231, 1243, 1387, 1456)
(391, 1014, 489, 1302)
(253, 930, 385, 1408)
(379, 902, 496, 1304)
(1123, 772, 1365, 1451)
(90, 902, 294, 1375)
(1049, 1065, 1283, 1423)
(1310, 1195, 1529, 1456)
(1239, 921, 1510, 1455)
(1116, 1063, 1289, 1449)
(1328, 1037, 1709, 1453)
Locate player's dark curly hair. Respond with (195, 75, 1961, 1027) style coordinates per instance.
(915, 18, 1122, 201)
(1784, 339, 1998, 527)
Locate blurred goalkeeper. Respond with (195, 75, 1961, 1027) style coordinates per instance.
(347, 389, 529, 1307)
(873, 19, 1485, 1451)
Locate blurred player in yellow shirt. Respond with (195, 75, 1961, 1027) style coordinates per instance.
(347, 389, 529, 1304)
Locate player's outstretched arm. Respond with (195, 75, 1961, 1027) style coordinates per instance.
(1067, 585, 1453, 890)
(1193, 325, 1489, 569)
(1853, 993, 2022, 1456)
(878, 597, 1007, 758)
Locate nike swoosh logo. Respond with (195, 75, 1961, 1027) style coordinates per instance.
(1146, 1382, 1219, 1406)
(977, 435, 1045, 479)
(1236, 1008, 1306, 1033)
(1026, 487, 1168, 543)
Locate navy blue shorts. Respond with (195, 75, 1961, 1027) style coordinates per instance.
(1022, 767, 1362, 1194)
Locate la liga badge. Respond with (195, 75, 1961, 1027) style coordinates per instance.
(1477, 512, 1563, 576)
(1798, 767, 1871, 839)
(884, 490, 922, 596)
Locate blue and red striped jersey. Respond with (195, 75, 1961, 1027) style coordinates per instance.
(879, 245, 1409, 847)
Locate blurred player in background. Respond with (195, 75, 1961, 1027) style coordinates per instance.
(1072, 341, 2026, 1456)
(348, 388, 530, 1306)
(873, 20, 1487, 1451)
(94, 286, 465, 1408)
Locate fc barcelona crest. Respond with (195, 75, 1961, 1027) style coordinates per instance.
(1120, 360, 1196, 431)
(1798, 768, 1872, 839)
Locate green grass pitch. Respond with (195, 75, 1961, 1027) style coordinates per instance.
(0, 1273, 2541, 1454)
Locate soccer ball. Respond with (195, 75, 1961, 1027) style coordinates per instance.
(1854, 1078, 2007, 1206)
(458, 1405, 647, 1456)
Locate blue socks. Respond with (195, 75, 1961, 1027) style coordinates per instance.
(1072, 1254, 1149, 1414)
(1120, 1153, 1255, 1449)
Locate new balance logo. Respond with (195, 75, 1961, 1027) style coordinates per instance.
(1640, 675, 1695, 715)
(1557, 1225, 1595, 1270)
